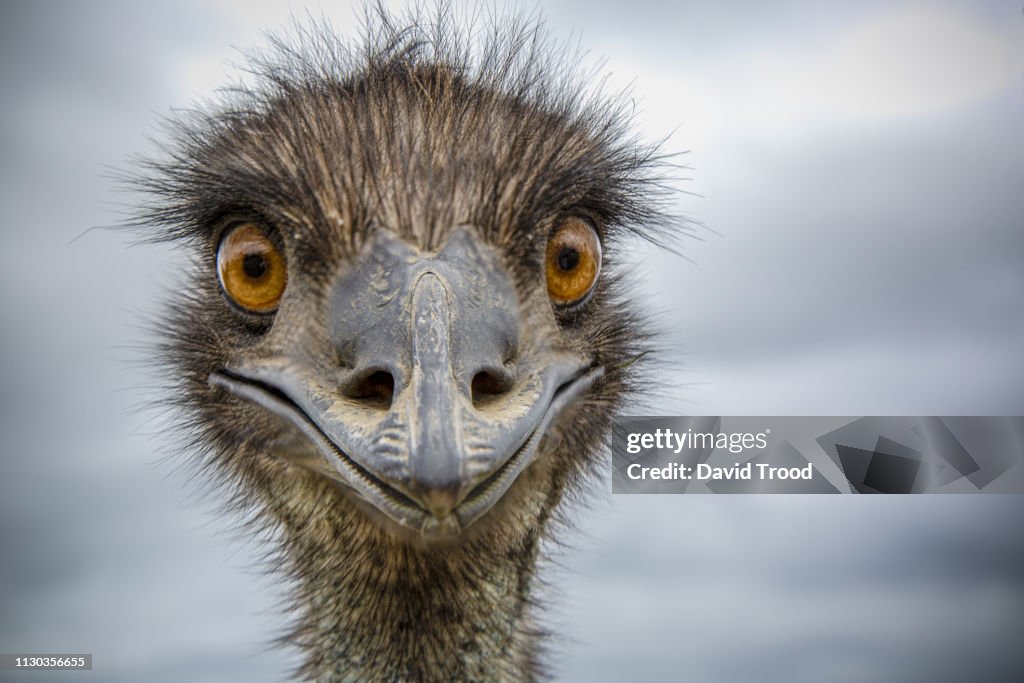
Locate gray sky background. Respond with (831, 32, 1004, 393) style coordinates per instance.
(1, 1, 1022, 681)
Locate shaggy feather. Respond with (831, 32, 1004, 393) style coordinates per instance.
(132, 3, 681, 681)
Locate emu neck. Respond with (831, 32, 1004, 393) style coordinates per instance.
(277, 487, 548, 682)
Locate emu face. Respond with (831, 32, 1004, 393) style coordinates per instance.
(146, 26, 666, 545)
(210, 211, 602, 539)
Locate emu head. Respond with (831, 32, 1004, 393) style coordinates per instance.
(139, 13, 672, 547)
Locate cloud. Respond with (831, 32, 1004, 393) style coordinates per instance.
(596, 5, 1022, 153)
(736, 8, 1021, 133)
(822, 9, 1018, 117)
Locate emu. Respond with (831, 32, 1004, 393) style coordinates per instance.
(135, 6, 675, 681)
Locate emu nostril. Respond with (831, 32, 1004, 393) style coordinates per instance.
(347, 369, 395, 408)
(471, 370, 512, 406)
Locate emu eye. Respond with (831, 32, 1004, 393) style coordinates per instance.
(545, 217, 601, 306)
(216, 223, 287, 313)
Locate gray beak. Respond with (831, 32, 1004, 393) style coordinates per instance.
(211, 227, 599, 538)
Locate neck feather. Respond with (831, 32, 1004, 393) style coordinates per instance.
(259, 470, 558, 682)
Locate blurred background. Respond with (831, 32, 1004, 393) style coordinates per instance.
(1, 1, 1022, 681)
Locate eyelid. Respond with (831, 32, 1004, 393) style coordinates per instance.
(212, 212, 285, 253)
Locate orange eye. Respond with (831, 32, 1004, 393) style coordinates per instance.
(216, 223, 287, 313)
(545, 217, 601, 305)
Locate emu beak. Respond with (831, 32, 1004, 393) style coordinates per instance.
(211, 227, 600, 539)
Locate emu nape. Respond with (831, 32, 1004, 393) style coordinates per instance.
(136, 6, 675, 681)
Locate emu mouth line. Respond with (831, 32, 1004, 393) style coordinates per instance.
(209, 366, 602, 537)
